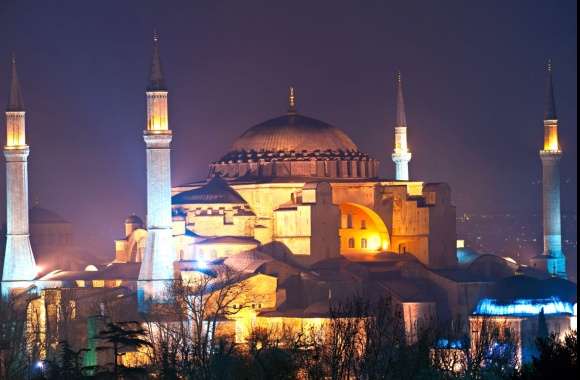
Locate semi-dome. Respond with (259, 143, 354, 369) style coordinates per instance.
(231, 114, 359, 153)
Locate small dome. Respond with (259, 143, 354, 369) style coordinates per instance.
(30, 206, 68, 224)
(173, 175, 247, 205)
(230, 113, 358, 153)
(489, 275, 577, 304)
(124, 215, 143, 225)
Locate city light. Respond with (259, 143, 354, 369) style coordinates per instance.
(474, 297, 575, 316)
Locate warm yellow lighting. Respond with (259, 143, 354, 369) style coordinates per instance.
(146, 91, 169, 131)
(543, 122, 560, 152)
(339, 203, 390, 254)
(5, 111, 26, 147)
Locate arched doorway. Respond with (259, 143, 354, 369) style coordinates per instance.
(339, 203, 390, 255)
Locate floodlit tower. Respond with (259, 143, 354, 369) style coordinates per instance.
(138, 31, 175, 300)
(391, 71, 412, 180)
(2, 55, 37, 295)
(531, 60, 566, 278)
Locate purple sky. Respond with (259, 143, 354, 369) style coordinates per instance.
(0, 0, 577, 259)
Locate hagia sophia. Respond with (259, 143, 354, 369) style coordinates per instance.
(0, 34, 576, 367)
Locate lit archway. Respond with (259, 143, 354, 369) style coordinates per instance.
(339, 203, 390, 255)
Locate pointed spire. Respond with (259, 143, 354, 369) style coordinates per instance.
(288, 86, 297, 114)
(395, 70, 407, 127)
(147, 29, 166, 91)
(544, 59, 557, 120)
(7, 53, 25, 112)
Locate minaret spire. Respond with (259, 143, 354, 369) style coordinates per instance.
(288, 86, 297, 114)
(531, 60, 566, 279)
(148, 29, 166, 91)
(2, 54, 37, 296)
(544, 59, 557, 120)
(8, 54, 24, 112)
(395, 71, 407, 127)
(391, 70, 412, 181)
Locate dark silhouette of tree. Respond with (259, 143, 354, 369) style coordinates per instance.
(536, 308, 549, 340)
(97, 321, 151, 379)
(515, 331, 577, 380)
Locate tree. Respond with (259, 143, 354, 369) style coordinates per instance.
(144, 266, 250, 380)
(515, 331, 577, 380)
(97, 321, 152, 379)
(536, 308, 548, 340)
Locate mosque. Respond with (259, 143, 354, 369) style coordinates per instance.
(0, 34, 576, 366)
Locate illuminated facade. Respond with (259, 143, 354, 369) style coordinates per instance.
(530, 61, 566, 278)
(391, 71, 412, 181)
(469, 276, 576, 365)
(138, 31, 175, 300)
(1, 35, 575, 371)
(2, 55, 37, 295)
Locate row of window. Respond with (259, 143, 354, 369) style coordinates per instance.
(346, 238, 368, 249)
(342, 214, 367, 230)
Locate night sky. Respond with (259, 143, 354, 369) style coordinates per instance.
(0, 0, 577, 259)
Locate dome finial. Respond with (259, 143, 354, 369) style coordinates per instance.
(288, 86, 297, 114)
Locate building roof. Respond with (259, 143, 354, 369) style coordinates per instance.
(30, 206, 69, 224)
(488, 275, 577, 304)
(124, 214, 144, 225)
(172, 175, 248, 205)
(229, 113, 359, 154)
(378, 279, 437, 303)
(196, 236, 260, 246)
(39, 262, 141, 281)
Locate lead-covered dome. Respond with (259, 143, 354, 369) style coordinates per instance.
(231, 114, 359, 153)
(210, 90, 378, 181)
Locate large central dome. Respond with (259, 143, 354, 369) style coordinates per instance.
(231, 114, 359, 153)
(210, 92, 378, 180)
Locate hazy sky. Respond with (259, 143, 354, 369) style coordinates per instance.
(0, 0, 577, 258)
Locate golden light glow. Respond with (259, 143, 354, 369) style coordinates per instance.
(339, 203, 390, 254)
(146, 92, 168, 131)
(5, 112, 26, 147)
(543, 122, 560, 152)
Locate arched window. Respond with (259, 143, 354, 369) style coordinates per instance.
(360, 219, 367, 230)
(361, 238, 368, 249)
(348, 238, 355, 249)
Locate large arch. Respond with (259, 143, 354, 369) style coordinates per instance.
(338, 202, 390, 255)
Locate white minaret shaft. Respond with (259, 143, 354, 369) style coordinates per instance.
(138, 32, 175, 299)
(391, 71, 412, 181)
(531, 61, 566, 278)
(2, 55, 37, 294)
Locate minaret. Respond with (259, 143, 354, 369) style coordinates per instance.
(391, 71, 412, 180)
(2, 55, 37, 295)
(531, 60, 566, 278)
(138, 31, 175, 301)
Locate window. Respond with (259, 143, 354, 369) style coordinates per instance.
(348, 238, 355, 249)
(347, 214, 353, 229)
(361, 219, 367, 229)
(361, 238, 368, 249)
